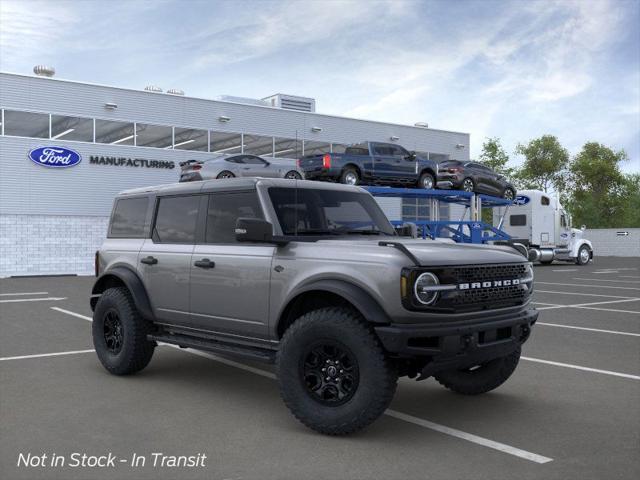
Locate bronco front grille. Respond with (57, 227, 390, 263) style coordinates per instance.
(403, 262, 533, 313)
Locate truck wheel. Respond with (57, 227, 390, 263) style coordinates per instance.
(92, 287, 155, 376)
(461, 178, 475, 192)
(418, 172, 435, 189)
(276, 307, 398, 435)
(434, 347, 520, 395)
(340, 168, 359, 186)
(576, 245, 591, 265)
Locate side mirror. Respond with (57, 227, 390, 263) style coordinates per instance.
(581, 225, 586, 231)
(235, 218, 275, 243)
(405, 151, 416, 161)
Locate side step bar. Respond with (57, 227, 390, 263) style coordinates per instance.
(148, 332, 276, 364)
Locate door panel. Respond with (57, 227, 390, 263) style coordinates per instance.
(190, 245, 274, 339)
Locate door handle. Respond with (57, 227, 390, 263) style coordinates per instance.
(194, 258, 215, 269)
(140, 256, 158, 265)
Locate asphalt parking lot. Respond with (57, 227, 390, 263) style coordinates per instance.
(1, 256, 639, 480)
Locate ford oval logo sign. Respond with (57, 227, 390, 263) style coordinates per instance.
(28, 146, 82, 168)
(514, 195, 530, 205)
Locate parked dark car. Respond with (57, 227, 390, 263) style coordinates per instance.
(298, 141, 439, 189)
(437, 160, 516, 199)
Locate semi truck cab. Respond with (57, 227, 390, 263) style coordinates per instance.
(494, 189, 593, 265)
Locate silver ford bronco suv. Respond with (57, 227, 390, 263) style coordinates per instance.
(91, 178, 537, 435)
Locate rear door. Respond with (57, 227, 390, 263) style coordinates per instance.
(370, 143, 396, 180)
(139, 194, 200, 326)
(189, 190, 274, 340)
(388, 144, 416, 180)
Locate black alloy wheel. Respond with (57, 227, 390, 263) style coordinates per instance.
(103, 309, 123, 354)
(301, 342, 359, 406)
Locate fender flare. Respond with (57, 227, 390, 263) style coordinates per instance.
(91, 266, 155, 321)
(280, 279, 391, 326)
(572, 239, 594, 258)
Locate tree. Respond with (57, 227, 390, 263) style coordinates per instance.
(479, 137, 514, 177)
(514, 135, 569, 193)
(565, 142, 631, 228)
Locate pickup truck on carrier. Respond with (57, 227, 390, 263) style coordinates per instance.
(298, 141, 439, 189)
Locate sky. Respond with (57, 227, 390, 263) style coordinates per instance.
(1, 0, 638, 172)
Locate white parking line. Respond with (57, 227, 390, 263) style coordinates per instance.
(551, 269, 578, 272)
(51, 307, 92, 321)
(522, 357, 640, 380)
(48, 307, 553, 464)
(536, 282, 640, 291)
(385, 410, 553, 464)
(536, 290, 637, 299)
(620, 275, 640, 279)
(0, 297, 67, 303)
(572, 278, 640, 284)
(573, 306, 640, 315)
(0, 349, 94, 362)
(534, 298, 640, 311)
(0, 292, 48, 296)
(537, 322, 640, 337)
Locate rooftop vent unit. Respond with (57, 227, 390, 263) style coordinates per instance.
(216, 95, 270, 107)
(33, 65, 55, 77)
(262, 94, 316, 113)
(144, 85, 163, 93)
(414, 122, 429, 128)
(167, 88, 185, 96)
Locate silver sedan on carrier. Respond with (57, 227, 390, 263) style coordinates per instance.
(179, 154, 304, 182)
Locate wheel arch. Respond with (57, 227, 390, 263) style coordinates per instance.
(419, 167, 436, 178)
(342, 163, 362, 177)
(91, 266, 155, 321)
(276, 279, 391, 338)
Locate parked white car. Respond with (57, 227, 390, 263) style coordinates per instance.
(179, 154, 304, 182)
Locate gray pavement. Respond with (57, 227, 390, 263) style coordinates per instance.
(1, 257, 639, 479)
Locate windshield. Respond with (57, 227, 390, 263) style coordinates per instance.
(268, 187, 395, 236)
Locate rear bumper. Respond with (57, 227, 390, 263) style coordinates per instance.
(437, 174, 463, 188)
(302, 167, 340, 181)
(375, 307, 538, 376)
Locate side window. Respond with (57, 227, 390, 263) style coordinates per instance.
(510, 215, 527, 226)
(541, 196, 550, 206)
(242, 155, 267, 165)
(205, 191, 264, 244)
(372, 144, 390, 156)
(109, 197, 149, 238)
(561, 214, 567, 228)
(390, 145, 409, 157)
(226, 156, 243, 164)
(153, 196, 200, 244)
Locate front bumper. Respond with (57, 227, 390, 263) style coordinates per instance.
(375, 307, 538, 376)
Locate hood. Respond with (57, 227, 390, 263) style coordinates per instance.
(313, 237, 527, 266)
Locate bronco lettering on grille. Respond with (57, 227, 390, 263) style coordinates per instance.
(458, 279, 521, 290)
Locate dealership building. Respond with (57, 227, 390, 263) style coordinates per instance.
(0, 69, 470, 277)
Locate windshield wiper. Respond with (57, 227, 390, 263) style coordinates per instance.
(342, 230, 391, 236)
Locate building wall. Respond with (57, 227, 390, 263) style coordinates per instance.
(584, 228, 640, 258)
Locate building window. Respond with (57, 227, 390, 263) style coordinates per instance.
(51, 114, 94, 142)
(243, 134, 274, 156)
(135, 123, 173, 149)
(303, 140, 331, 156)
(3, 110, 49, 138)
(210, 131, 243, 154)
(173, 127, 208, 151)
(273, 137, 302, 158)
(95, 119, 135, 145)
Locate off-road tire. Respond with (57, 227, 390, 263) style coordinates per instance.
(216, 171, 235, 179)
(92, 287, 155, 375)
(276, 307, 397, 435)
(576, 245, 590, 265)
(434, 347, 521, 395)
(339, 168, 360, 186)
(418, 172, 435, 189)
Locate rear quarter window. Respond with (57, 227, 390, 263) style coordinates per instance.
(153, 195, 200, 244)
(109, 197, 149, 238)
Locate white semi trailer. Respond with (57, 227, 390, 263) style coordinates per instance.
(493, 190, 593, 265)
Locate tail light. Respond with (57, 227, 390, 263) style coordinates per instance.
(192, 164, 202, 171)
(322, 153, 331, 169)
(94, 251, 101, 277)
(296, 158, 301, 168)
(447, 167, 461, 173)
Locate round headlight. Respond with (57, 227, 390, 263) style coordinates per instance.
(414, 272, 440, 305)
